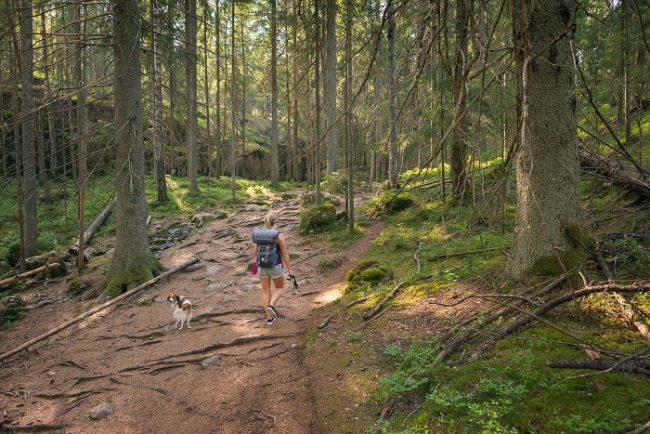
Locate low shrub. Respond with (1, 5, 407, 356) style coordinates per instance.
(300, 204, 337, 235)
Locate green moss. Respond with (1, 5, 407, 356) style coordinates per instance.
(299, 204, 337, 235)
(345, 260, 393, 290)
(366, 191, 417, 216)
(0, 296, 27, 326)
(318, 256, 342, 272)
(101, 258, 163, 299)
(566, 225, 595, 250)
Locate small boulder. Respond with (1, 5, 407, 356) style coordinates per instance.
(300, 191, 341, 207)
(206, 282, 228, 292)
(191, 212, 219, 227)
(89, 402, 113, 420)
(136, 295, 155, 306)
(244, 204, 264, 212)
(206, 265, 221, 275)
(299, 204, 337, 235)
(201, 356, 219, 368)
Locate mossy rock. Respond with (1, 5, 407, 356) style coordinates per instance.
(0, 296, 27, 326)
(322, 171, 348, 195)
(5, 242, 22, 268)
(101, 258, 164, 299)
(367, 191, 417, 216)
(299, 204, 337, 235)
(318, 256, 342, 272)
(66, 275, 94, 297)
(346, 260, 393, 290)
(300, 191, 341, 207)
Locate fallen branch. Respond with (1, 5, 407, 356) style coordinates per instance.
(548, 359, 650, 377)
(497, 281, 650, 337)
(364, 281, 407, 321)
(0, 423, 66, 432)
(0, 257, 200, 363)
(318, 297, 369, 330)
(34, 388, 115, 399)
(427, 246, 504, 262)
(69, 197, 116, 255)
(0, 263, 62, 288)
(414, 241, 422, 274)
(626, 420, 650, 434)
(581, 150, 650, 199)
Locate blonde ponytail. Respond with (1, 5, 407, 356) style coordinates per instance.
(263, 212, 277, 229)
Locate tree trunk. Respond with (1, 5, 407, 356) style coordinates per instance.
(230, 0, 236, 199)
(186, 0, 198, 192)
(622, 0, 632, 146)
(153, 0, 168, 202)
(215, 0, 222, 177)
(506, 0, 582, 278)
(105, 0, 159, 296)
(292, 0, 300, 181)
(387, 0, 399, 188)
(285, 12, 292, 181)
(451, 0, 470, 200)
(270, 0, 280, 183)
(325, 0, 338, 174)
(315, 0, 322, 204)
(76, 3, 88, 272)
(41, 8, 57, 181)
(19, 0, 38, 258)
(203, 0, 212, 177)
(345, 0, 354, 231)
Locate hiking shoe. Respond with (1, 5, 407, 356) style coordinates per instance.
(266, 305, 278, 317)
(266, 316, 276, 325)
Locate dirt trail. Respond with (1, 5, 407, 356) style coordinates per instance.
(0, 195, 382, 433)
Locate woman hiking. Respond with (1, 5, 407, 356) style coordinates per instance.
(251, 212, 294, 325)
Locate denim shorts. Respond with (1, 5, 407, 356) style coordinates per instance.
(258, 264, 284, 279)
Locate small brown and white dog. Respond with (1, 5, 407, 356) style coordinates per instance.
(166, 293, 193, 330)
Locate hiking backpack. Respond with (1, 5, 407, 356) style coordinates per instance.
(252, 229, 280, 268)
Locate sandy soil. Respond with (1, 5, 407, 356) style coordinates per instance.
(0, 194, 382, 434)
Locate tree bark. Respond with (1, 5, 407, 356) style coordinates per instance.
(292, 0, 300, 181)
(215, 0, 222, 177)
(152, 0, 168, 202)
(203, 0, 212, 177)
(345, 0, 354, 231)
(186, 0, 199, 192)
(325, 0, 338, 174)
(506, 0, 582, 278)
(315, 0, 322, 203)
(270, 0, 280, 183)
(105, 0, 159, 296)
(41, 8, 57, 182)
(75, 2, 88, 272)
(19, 0, 38, 258)
(387, 0, 399, 188)
(230, 0, 237, 199)
(451, 0, 470, 200)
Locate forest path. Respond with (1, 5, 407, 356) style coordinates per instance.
(0, 193, 382, 433)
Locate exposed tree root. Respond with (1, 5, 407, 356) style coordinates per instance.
(625, 419, 650, 434)
(115, 340, 163, 352)
(34, 388, 115, 400)
(193, 308, 261, 322)
(0, 257, 200, 363)
(151, 334, 295, 361)
(49, 360, 88, 370)
(108, 376, 168, 395)
(0, 423, 66, 432)
(72, 374, 111, 386)
(426, 246, 504, 263)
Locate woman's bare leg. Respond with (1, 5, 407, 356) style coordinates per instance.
(270, 275, 285, 307)
(260, 277, 272, 318)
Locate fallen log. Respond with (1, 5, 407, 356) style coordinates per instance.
(426, 246, 505, 262)
(548, 359, 650, 377)
(69, 197, 116, 256)
(0, 263, 62, 288)
(581, 151, 650, 199)
(0, 256, 199, 363)
(364, 281, 407, 321)
(497, 281, 650, 338)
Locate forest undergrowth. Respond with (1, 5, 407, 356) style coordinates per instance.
(307, 152, 650, 433)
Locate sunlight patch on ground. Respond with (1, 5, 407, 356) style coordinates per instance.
(315, 282, 345, 304)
